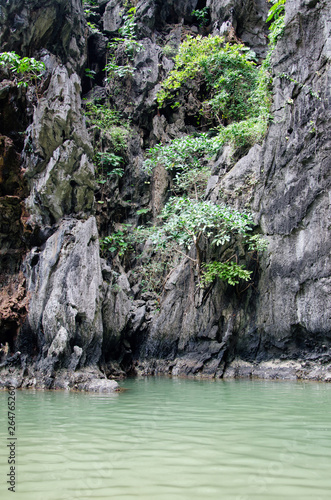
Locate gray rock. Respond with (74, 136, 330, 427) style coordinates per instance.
(25, 217, 104, 367)
(24, 65, 94, 225)
(131, 304, 146, 332)
(82, 378, 119, 393)
(0, 0, 87, 73)
(102, 281, 132, 355)
(47, 327, 69, 358)
(103, 0, 123, 33)
(133, 38, 160, 95)
(208, 0, 269, 58)
(68, 345, 83, 372)
(133, 0, 331, 378)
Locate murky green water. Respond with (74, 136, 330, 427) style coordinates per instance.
(1, 378, 331, 499)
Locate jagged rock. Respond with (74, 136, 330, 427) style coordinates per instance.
(133, 0, 331, 377)
(24, 217, 104, 367)
(25, 139, 94, 224)
(135, 0, 157, 35)
(241, 0, 331, 359)
(208, 0, 269, 58)
(25, 66, 92, 164)
(133, 38, 160, 96)
(0, 0, 87, 73)
(102, 280, 132, 358)
(23, 65, 94, 225)
(47, 326, 69, 358)
(1, 0, 330, 385)
(131, 304, 146, 332)
(103, 0, 123, 33)
(68, 345, 83, 372)
(219, 144, 263, 212)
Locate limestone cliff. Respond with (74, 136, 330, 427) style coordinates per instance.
(0, 0, 330, 389)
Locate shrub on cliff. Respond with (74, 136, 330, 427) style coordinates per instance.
(0, 51, 45, 89)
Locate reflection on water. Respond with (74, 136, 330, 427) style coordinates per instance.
(1, 378, 331, 499)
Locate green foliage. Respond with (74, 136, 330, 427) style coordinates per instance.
(109, 126, 130, 152)
(85, 103, 123, 128)
(117, 7, 143, 60)
(84, 68, 96, 80)
(131, 261, 166, 295)
(144, 134, 213, 198)
(95, 151, 123, 169)
(84, 102, 130, 184)
(157, 35, 259, 123)
(104, 61, 135, 78)
(162, 44, 178, 59)
(146, 196, 266, 285)
(100, 225, 133, 256)
(104, 7, 144, 81)
(100, 7, 280, 290)
(247, 234, 269, 252)
(87, 21, 101, 34)
(201, 261, 252, 286)
(0, 51, 45, 88)
(266, 0, 286, 53)
(144, 114, 268, 192)
(192, 7, 209, 27)
(153, 197, 256, 249)
(136, 208, 149, 215)
(95, 152, 124, 183)
(211, 115, 268, 157)
(266, 0, 286, 23)
(84, 103, 130, 152)
(144, 134, 212, 173)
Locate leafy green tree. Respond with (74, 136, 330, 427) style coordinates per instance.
(149, 197, 267, 284)
(144, 134, 214, 199)
(157, 35, 259, 124)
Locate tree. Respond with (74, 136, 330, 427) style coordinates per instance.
(149, 196, 267, 285)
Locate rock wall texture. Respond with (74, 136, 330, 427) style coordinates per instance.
(135, 0, 331, 379)
(0, 0, 330, 388)
(0, 0, 112, 390)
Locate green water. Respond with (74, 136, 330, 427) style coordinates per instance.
(1, 378, 331, 500)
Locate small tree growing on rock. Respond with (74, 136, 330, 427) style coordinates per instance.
(149, 196, 267, 287)
(0, 51, 45, 89)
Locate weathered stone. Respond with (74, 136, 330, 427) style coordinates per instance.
(22, 64, 95, 225)
(1, 0, 330, 386)
(131, 304, 146, 332)
(24, 217, 104, 367)
(102, 280, 132, 357)
(80, 378, 119, 393)
(133, 38, 160, 95)
(103, 0, 123, 33)
(208, 0, 269, 58)
(0, 0, 87, 73)
(132, 0, 331, 379)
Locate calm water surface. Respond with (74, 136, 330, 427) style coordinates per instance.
(1, 378, 331, 500)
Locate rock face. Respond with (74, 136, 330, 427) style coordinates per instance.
(25, 217, 103, 367)
(0, 0, 330, 387)
(131, 0, 331, 378)
(0, 0, 87, 72)
(24, 64, 95, 226)
(0, 0, 114, 390)
(250, 0, 331, 359)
